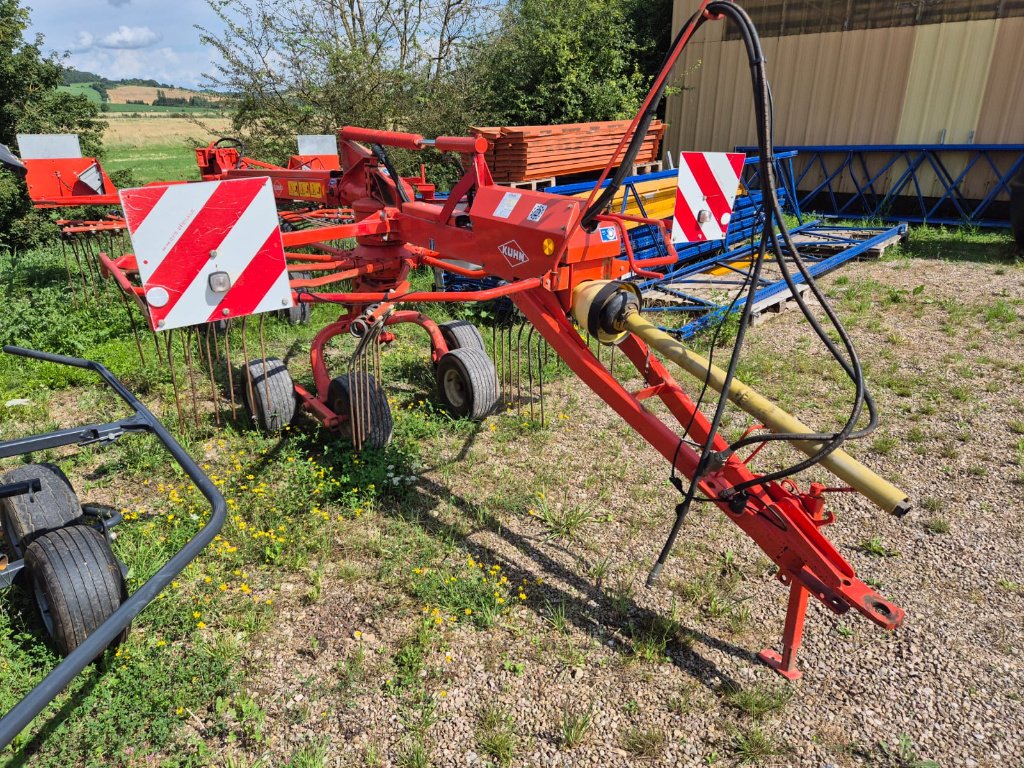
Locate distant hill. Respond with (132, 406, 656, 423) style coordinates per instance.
(62, 68, 176, 90)
(59, 68, 226, 112)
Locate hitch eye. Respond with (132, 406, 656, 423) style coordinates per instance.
(208, 271, 231, 293)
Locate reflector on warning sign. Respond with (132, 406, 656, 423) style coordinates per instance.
(671, 152, 746, 245)
(120, 177, 292, 331)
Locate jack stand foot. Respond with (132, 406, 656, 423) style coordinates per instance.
(757, 648, 803, 680)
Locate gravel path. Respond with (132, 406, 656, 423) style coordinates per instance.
(223, 255, 1024, 767)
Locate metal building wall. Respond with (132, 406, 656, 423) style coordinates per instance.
(665, 2, 1023, 201)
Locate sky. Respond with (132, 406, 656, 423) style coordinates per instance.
(25, 0, 228, 89)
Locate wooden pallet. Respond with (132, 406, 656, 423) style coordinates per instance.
(789, 227, 904, 260)
(472, 120, 666, 183)
(502, 178, 555, 191)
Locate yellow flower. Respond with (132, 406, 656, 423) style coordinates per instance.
(240, 584, 251, 594)
(488, 423, 497, 432)
(193, 611, 201, 619)
(176, 706, 184, 716)
(171, 581, 180, 589)
(354, 630, 363, 639)
(197, 621, 207, 629)
(156, 639, 167, 647)
(440, 690, 447, 698)
(518, 592, 527, 601)
(464, 608, 473, 616)
(218, 583, 228, 592)
(204, 576, 212, 584)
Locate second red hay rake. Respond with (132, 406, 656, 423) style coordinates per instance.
(84, 0, 909, 679)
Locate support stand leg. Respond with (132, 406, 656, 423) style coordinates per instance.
(757, 579, 809, 680)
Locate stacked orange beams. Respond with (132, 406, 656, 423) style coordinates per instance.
(471, 120, 665, 183)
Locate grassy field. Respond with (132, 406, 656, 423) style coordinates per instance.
(57, 83, 102, 104)
(101, 116, 233, 183)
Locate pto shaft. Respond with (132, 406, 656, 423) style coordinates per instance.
(622, 310, 910, 515)
(571, 280, 911, 516)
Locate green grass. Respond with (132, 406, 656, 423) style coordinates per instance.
(103, 141, 202, 184)
(58, 83, 102, 104)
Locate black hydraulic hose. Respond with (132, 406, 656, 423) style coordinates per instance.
(582, 9, 709, 227)
(371, 144, 412, 205)
(698, 1, 877, 499)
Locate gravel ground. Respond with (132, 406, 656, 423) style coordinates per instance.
(217, 255, 1024, 767)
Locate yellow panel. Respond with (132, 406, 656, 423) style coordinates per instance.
(897, 19, 998, 145)
(975, 17, 1024, 144)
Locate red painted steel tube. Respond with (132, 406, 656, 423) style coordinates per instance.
(339, 128, 423, 150)
(281, 219, 388, 247)
(434, 136, 489, 155)
(308, 277, 543, 305)
(420, 255, 489, 278)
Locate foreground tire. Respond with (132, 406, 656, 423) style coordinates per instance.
(0, 464, 81, 555)
(243, 357, 297, 432)
(438, 320, 486, 353)
(24, 525, 128, 656)
(435, 347, 498, 420)
(328, 372, 393, 450)
(1011, 168, 1024, 250)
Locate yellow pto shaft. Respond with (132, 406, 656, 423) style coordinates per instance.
(622, 310, 910, 515)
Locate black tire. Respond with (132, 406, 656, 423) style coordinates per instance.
(25, 525, 127, 656)
(280, 272, 312, 325)
(438, 320, 486, 353)
(328, 372, 393, 450)
(243, 357, 297, 432)
(435, 347, 499, 421)
(1, 464, 81, 556)
(1011, 168, 1024, 250)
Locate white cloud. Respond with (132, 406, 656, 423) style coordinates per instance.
(70, 31, 94, 52)
(97, 25, 162, 50)
(67, 47, 207, 87)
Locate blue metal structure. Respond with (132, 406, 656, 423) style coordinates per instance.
(736, 143, 1024, 228)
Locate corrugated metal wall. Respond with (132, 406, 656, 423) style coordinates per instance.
(665, 2, 1024, 202)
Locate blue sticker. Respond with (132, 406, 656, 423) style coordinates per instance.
(599, 226, 618, 242)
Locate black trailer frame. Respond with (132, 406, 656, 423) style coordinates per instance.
(0, 345, 226, 749)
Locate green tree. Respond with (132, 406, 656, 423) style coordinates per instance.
(0, 0, 106, 247)
(470, 0, 648, 126)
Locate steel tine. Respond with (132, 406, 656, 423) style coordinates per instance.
(240, 316, 257, 424)
(516, 321, 527, 415)
(203, 323, 222, 427)
(526, 324, 536, 422)
(224, 320, 238, 420)
(59, 239, 79, 309)
(182, 326, 202, 430)
(258, 314, 272, 416)
(165, 331, 185, 430)
(118, 288, 145, 366)
(536, 327, 545, 427)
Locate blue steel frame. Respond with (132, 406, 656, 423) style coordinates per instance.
(736, 144, 1024, 228)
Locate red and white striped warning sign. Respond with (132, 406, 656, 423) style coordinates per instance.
(120, 177, 291, 331)
(671, 151, 746, 244)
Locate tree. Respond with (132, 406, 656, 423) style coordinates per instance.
(199, 0, 500, 167)
(0, 0, 106, 247)
(469, 0, 648, 126)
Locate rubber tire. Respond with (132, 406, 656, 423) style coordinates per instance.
(24, 525, 128, 657)
(243, 357, 297, 432)
(438, 320, 486, 352)
(435, 347, 499, 421)
(280, 272, 312, 325)
(1, 464, 81, 555)
(1011, 168, 1024, 250)
(328, 372, 393, 450)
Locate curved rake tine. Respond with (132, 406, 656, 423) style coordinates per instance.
(203, 324, 222, 427)
(165, 330, 185, 430)
(526, 324, 537, 422)
(118, 287, 145, 366)
(240, 316, 257, 424)
(516, 321, 528, 415)
(223, 320, 237, 421)
(182, 327, 202, 430)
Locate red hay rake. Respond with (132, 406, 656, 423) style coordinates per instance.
(14, 0, 911, 686)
